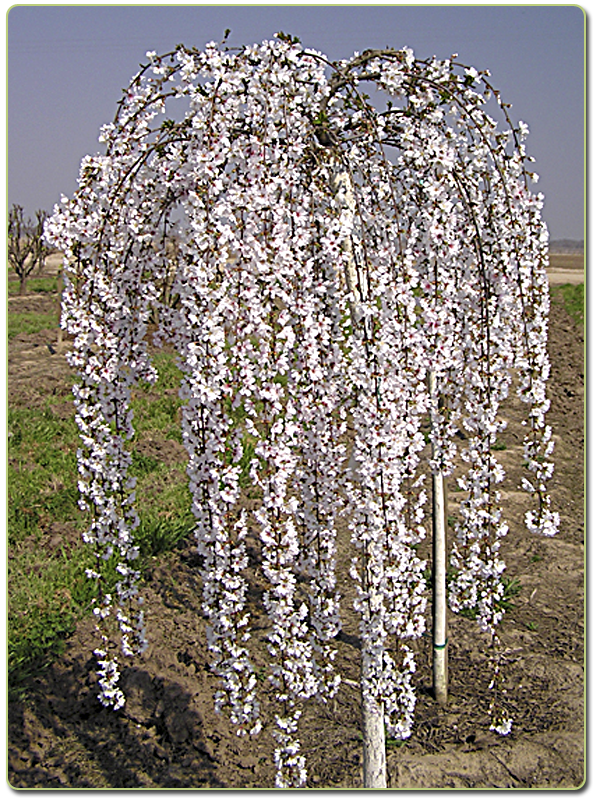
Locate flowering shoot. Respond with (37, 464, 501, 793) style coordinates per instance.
(45, 35, 557, 787)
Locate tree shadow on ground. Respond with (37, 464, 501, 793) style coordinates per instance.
(8, 655, 225, 788)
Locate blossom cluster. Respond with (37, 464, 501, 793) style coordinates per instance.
(45, 36, 557, 782)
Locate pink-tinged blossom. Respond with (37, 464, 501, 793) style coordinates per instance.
(45, 37, 557, 784)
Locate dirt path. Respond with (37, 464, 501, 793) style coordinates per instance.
(546, 252, 584, 285)
(546, 268, 584, 285)
(7, 281, 584, 789)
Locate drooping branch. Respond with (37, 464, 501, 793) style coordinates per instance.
(44, 35, 558, 787)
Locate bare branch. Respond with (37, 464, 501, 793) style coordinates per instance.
(8, 204, 48, 294)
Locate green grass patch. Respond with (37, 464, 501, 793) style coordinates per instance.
(551, 283, 584, 327)
(8, 396, 92, 691)
(8, 405, 83, 548)
(132, 352, 184, 442)
(7, 311, 58, 339)
(8, 276, 59, 295)
(136, 514, 196, 559)
(8, 544, 96, 693)
(7, 351, 195, 694)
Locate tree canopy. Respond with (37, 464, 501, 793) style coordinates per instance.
(45, 35, 558, 787)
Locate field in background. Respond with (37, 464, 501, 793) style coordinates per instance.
(549, 252, 584, 271)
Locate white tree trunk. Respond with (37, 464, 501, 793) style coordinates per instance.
(361, 654, 387, 788)
(331, 165, 363, 326)
(334, 164, 387, 788)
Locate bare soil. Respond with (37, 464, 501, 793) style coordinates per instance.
(7, 269, 584, 789)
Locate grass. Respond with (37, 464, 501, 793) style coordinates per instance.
(8, 275, 60, 296)
(7, 311, 59, 339)
(550, 283, 584, 328)
(7, 350, 195, 695)
(7, 270, 60, 339)
(8, 400, 93, 690)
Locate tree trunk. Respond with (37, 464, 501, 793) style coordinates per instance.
(334, 162, 387, 787)
(361, 654, 387, 788)
(432, 466, 448, 704)
(19, 274, 27, 296)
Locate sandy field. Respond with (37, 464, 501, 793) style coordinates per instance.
(547, 253, 584, 285)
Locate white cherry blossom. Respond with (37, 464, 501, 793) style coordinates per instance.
(45, 36, 557, 786)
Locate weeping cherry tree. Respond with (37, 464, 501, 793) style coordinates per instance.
(44, 34, 559, 788)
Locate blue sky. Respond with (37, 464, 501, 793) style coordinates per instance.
(6, 3, 585, 240)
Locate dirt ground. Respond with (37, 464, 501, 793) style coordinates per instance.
(7, 261, 585, 789)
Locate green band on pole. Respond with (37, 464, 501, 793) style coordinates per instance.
(433, 638, 448, 650)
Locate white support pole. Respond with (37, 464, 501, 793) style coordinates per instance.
(56, 269, 63, 353)
(429, 371, 448, 705)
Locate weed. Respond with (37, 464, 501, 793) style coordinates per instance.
(135, 514, 196, 560)
(498, 576, 521, 612)
(455, 574, 521, 619)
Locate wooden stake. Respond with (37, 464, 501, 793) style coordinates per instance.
(56, 269, 64, 353)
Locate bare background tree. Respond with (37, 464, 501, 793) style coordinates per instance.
(8, 204, 48, 295)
